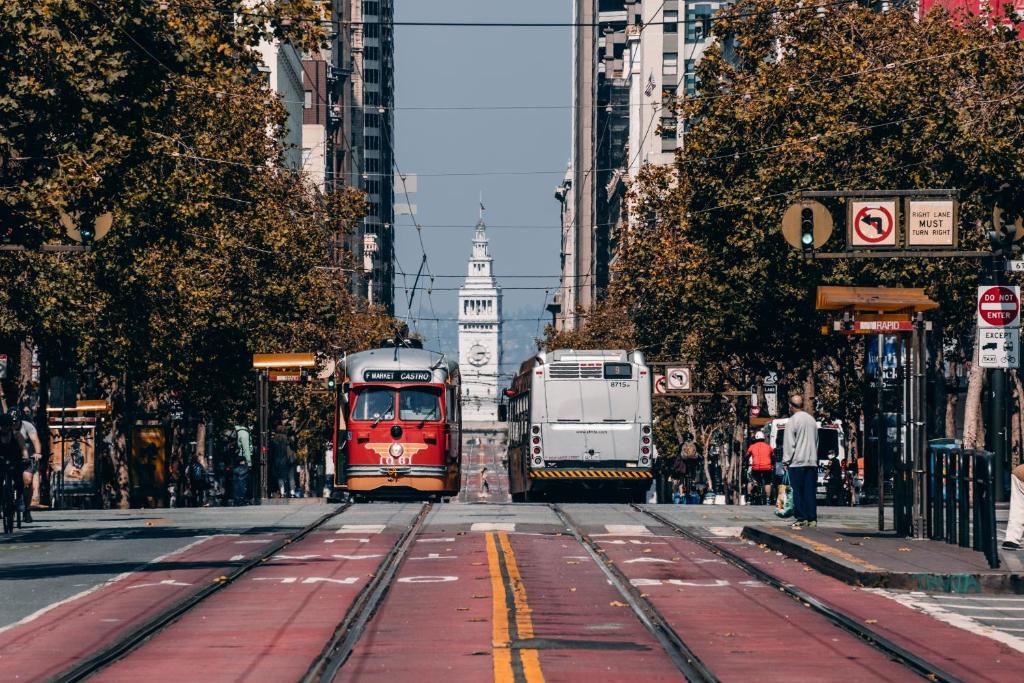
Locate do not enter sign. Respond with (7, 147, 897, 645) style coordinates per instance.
(977, 286, 1021, 328)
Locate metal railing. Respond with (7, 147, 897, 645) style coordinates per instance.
(926, 441, 999, 569)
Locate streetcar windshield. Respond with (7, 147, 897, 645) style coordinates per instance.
(351, 387, 395, 421)
(399, 387, 442, 421)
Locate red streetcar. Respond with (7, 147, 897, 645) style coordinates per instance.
(333, 342, 462, 501)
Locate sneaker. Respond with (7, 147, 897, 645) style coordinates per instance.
(791, 520, 807, 529)
(1002, 541, 1021, 551)
(807, 521, 817, 528)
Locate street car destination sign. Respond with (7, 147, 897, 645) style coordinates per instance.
(363, 369, 433, 382)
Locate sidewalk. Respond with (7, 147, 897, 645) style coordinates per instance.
(744, 524, 1024, 594)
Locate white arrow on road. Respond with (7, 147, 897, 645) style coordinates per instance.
(273, 554, 321, 560)
(126, 579, 192, 590)
(623, 557, 674, 564)
(332, 554, 385, 560)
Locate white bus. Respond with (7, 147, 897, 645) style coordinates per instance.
(504, 349, 654, 502)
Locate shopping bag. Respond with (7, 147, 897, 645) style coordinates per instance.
(775, 471, 794, 518)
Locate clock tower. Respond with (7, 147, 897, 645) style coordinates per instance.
(458, 207, 503, 422)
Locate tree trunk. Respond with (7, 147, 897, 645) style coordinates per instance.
(963, 332, 985, 449)
(107, 378, 133, 509)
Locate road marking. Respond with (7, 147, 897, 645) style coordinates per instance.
(253, 577, 298, 584)
(302, 577, 359, 585)
(410, 553, 457, 560)
(622, 557, 674, 564)
(472, 523, 516, 532)
(486, 532, 545, 683)
(0, 535, 212, 636)
(230, 555, 245, 562)
(397, 576, 459, 583)
(629, 578, 731, 587)
(126, 579, 192, 590)
(234, 539, 272, 544)
(867, 589, 1024, 654)
(417, 537, 456, 543)
(598, 524, 651, 536)
(336, 524, 385, 534)
(332, 554, 384, 560)
(931, 605, 1024, 611)
(323, 538, 370, 543)
(272, 554, 320, 560)
(601, 539, 666, 545)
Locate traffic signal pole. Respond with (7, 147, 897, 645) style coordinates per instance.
(985, 254, 1009, 502)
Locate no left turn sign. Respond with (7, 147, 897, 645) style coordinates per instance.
(849, 199, 898, 247)
(977, 285, 1021, 328)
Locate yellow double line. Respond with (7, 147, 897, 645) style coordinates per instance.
(486, 531, 545, 683)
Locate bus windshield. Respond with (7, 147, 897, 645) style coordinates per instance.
(399, 387, 442, 421)
(352, 387, 395, 421)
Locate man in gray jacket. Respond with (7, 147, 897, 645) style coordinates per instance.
(782, 395, 819, 528)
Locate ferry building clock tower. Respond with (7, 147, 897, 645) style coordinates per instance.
(458, 208, 503, 422)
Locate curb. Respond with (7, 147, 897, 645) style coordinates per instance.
(742, 525, 1024, 595)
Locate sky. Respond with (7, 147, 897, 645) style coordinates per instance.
(392, 0, 571, 380)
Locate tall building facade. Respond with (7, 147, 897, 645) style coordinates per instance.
(553, 1, 727, 331)
(458, 214, 503, 422)
(353, 0, 396, 313)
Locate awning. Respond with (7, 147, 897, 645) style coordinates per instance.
(815, 286, 938, 313)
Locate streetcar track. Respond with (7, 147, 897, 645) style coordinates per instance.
(48, 503, 353, 683)
(633, 504, 964, 683)
(301, 501, 433, 683)
(550, 504, 719, 683)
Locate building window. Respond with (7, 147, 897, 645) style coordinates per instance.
(364, 112, 380, 129)
(365, 45, 380, 61)
(302, 147, 313, 167)
(686, 5, 713, 43)
(365, 157, 380, 173)
(663, 52, 678, 76)
(304, 90, 313, 109)
(664, 9, 678, 33)
(660, 116, 677, 138)
(365, 69, 380, 84)
(366, 135, 380, 151)
(362, 0, 379, 16)
(365, 22, 380, 38)
(684, 59, 699, 96)
(365, 91, 379, 106)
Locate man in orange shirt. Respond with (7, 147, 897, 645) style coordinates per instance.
(746, 431, 774, 505)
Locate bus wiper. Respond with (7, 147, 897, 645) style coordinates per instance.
(602, 418, 626, 422)
(557, 418, 581, 422)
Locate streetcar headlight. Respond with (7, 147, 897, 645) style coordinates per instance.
(389, 443, 404, 458)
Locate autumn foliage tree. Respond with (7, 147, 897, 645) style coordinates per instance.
(0, 1, 394, 505)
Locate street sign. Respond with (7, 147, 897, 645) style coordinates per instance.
(269, 370, 304, 383)
(848, 199, 898, 248)
(781, 200, 833, 250)
(665, 367, 692, 392)
(979, 328, 1020, 369)
(977, 285, 1020, 328)
(852, 320, 913, 333)
(763, 372, 778, 387)
(653, 374, 667, 395)
(905, 199, 957, 248)
(1008, 261, 1024, 273)
(0, 354, 6, 379)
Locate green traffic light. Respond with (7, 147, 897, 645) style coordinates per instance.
(801, 232, 814, 245)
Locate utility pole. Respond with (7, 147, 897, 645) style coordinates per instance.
(984, 252, 1010, 502)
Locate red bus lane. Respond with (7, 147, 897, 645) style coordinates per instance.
(0, 534, 275, 681)
(339, 532, 494, 682)
(597, 532, 912, 682)
(721, 538, 1024, 682)
(503, 532, 683, 682)
(93, 527, 402, 683)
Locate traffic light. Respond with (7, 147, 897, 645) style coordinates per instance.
(800, 207, 815, 256)
(79, 220, 95, 245)
(326, 374, 337, 391)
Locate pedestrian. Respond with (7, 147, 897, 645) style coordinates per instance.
(746, 431, 773, 505)
(1003, 463, 1024, 551)
(782, 394, 818, 529)
(270, 424, 294, 497)
(825, 451, 844, 506)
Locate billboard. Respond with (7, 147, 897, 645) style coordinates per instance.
(49, 423, 96, 492)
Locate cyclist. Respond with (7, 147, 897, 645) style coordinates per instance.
(10, 407, 41, 522)
(0, 413, 27, 531)
(746, 431, 773, 505)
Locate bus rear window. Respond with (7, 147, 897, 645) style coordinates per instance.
(603, 363, 632, 379)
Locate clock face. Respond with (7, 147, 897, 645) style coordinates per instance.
(469, 344, 490, 366)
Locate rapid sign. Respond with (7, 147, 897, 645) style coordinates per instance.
(977, 286, 1020, 328)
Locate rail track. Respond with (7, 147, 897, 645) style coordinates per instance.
(301, 501, 432, 683)
(50, 503, 353, 683)
(550, 503, 719, 682)
(632, 504, 964, 683)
